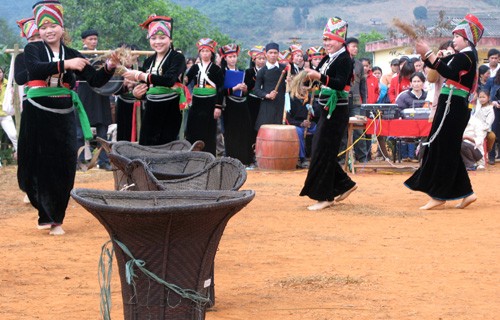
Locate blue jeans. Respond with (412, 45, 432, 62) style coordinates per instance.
(400, 141, 416, 159)
(295, 123, 317, 159)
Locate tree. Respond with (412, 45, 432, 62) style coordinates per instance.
(413, 6, 428, 20)
(63, 0, 233, 57)
(293, 7, 302, 29)
(0, 18, 19, 49)
(357, 30, 385, 60)
(302, 7, 310, 29)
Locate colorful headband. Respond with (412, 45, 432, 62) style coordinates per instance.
(248, 45, 266, 59)
(139, 15, 172, 39)
(323, 17, 348, 43)
(279, 50, 291, 62)
(196, 38, 218, 53)
(306, 46, 326, 59)
(289, 44, 303, 55)
(452, 14, 484, 46)
(17, 17, 39, 40)
(219, 44, 240, 58)
(33, 0, 64, 28)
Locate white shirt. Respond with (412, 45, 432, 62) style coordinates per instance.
(483, 64, 500, 78)
(266, 61, 280, 69)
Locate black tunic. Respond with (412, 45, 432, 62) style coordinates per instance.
(17, 41, 113, 226)
(253, 64, 287, 130)
(76, 60, 112, 127)
(138, 49, 186, 145)
(245, 67, 262, 146)
(115, 91, 135, 141)
(404, 50, 476, 200)
(300, 50, 355, 201)
(14, 53, 29, 85)
(185, 63, 224, 155)
(222, 68, 254, 165)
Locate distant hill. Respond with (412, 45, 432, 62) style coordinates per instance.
(0, 0, 33, 32)
(2, 0, 499, 50)
(170, 0, 500, 49)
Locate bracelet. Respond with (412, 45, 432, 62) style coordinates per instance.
(424, 50, 433, 59)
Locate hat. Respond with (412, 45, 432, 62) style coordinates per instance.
(279, 50, 291, 62)
(16, 17, 39, 40)
(219, 44, 240, 58)
(248, 45, 266, 59)
(81, 29, 98, 39)
(390, 58, 400, 65)
(265, 42, 279, 52)
(33, 0, 64, 28)
(452, 14, 484, 46)
(306, 46, 326, 60)
(139, 15, 172, 39)
(289, 44, 303, 55)
(196, 38, 217, 53)
(345, 37, 358, 45)
(323, 17, 348, 43)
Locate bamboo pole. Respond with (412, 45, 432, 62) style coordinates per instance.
(12, 44, 22, 134)
(5, 49, 155, 56)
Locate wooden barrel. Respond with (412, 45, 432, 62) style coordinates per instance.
(255, 124, 299, 170)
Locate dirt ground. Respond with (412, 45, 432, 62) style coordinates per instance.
(0, 163, 499, 320)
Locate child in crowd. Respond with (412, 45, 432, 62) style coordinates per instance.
(472, 90, 495, 168)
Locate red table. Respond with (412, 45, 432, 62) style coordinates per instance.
(364, 119, 432, 163)
(365, 119, 432, 137)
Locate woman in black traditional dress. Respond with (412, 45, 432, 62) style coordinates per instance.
(123, 15, 186, 146)
(114, 45, 139, 142)
(14, 17, 41, 86)
(299, 16, 357, 211)
(219, 44, 253, 165)
(18, 0, 118, 235)
(184, 38, 224, 156)
(405, 14, 484, 210)
(245, 45, 266, 162)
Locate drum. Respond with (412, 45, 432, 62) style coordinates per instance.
(255, 124, 299, 170)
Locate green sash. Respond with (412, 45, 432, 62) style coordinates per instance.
(147, 85, 186, 106)
(193, 87, 217, 96)
(441, 86, 469, 98)
(26, 87, 93, 140)
(320, 87, 349, 119)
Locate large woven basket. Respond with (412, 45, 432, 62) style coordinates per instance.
(123, 157, 247, 192)
(108, 151, 216, 190)
(112, 140, 204, 157)
(71, 188, 255, 320)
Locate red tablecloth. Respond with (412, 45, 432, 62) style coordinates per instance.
(365, 119, 432, 137)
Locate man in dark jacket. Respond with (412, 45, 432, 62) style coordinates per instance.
(76, 29, 112, 171)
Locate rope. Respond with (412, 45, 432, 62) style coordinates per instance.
(338, 113, 379, 157)
(98, 241, 114, 320)
(341, 112, 418, 171)
(423, 86, 453, 147)
(97, 239, 211, 318)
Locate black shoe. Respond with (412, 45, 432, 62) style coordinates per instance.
(488, 159, 495, 165)
(99, 163, 113, 171)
